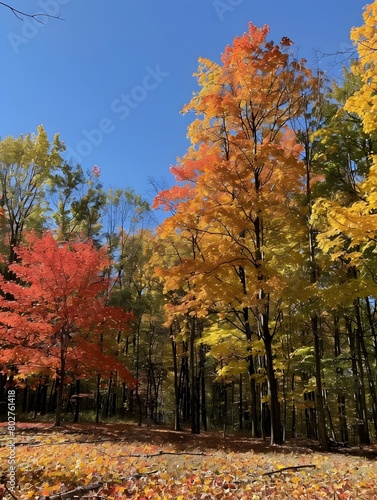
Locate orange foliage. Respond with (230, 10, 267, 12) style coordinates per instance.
(153, 22, 315, 325)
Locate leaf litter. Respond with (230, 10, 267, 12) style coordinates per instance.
(1, 423, 377, 499)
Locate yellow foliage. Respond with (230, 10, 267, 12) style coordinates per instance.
(345, 1, 377, 134)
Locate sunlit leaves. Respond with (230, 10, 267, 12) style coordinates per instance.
(345, 1, 377, 135)
(154, 22, 313, 326)
(311, 155, 377, 299)
(1, 425, 377, 499)
(0, 125, 64, 262)
(152, 22, 320, 445)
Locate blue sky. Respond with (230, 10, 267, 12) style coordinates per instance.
(1, 0, 366, 204)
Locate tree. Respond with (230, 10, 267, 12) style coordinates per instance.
(309, 2, 377, 444)
(291, 72, 332, 450)
(48, 163, 106, 241)
(154, 23, 317, 444)
(0, 231, 134, 426)
(345, 0, 377, 136)
(0, 125, 64, 269)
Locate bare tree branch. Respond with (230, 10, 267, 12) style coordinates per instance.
(0, 2, 63, 24)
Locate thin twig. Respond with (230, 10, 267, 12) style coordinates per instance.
(4, 484, 19, 500)
(132, 450, 209, 458)
(262, 464, 316, 476)
(97, 447, 209, 458)
(0, 2, 63, 24)
(39, 482, 103, 500)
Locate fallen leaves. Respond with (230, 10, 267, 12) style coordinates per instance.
(0, 425, 377, 499)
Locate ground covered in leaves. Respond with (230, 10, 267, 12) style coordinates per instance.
(1, 422, 377, 499)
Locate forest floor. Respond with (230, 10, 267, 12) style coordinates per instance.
(1, 421, 377, 499)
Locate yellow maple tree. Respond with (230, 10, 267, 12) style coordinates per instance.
(312, 1, 377, 293)
(345, 0, 377, 134)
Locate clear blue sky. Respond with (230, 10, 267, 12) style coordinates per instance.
(1, 0, 366, 204)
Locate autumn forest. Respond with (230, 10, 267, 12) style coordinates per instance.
(1, 3, 377, 496)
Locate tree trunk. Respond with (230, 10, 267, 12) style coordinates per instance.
(364, 298, 377, 365)
(291, 374, 296, 438)
(178, 342, 190, 422)
(346, 317, 370, 445)
(95, 373, 101, 424)
(171, 335, 181, 431)
(190, 317, 200, 434)
(239, 374, 243, 431)
(199, 341, 207, 431)
(355, 299, 377, 438)
(55, 368, 65, 427)
(245, 319, 260, 437)
(222, 383, 228, 438)
(262, 323, 282, 445)
(73, 379, 80, 423)
(312, 315, 328, 450)
(104, 374, 113, 418)
(334, 316, 348, 443)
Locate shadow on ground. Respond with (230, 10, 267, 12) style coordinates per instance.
(4, 421, 377, 460)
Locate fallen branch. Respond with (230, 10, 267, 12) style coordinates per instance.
(40, 473, 162, 499)
(129, 470, 158, 479)
(131, 450, 208, 458)
(40, 481, 103, 499)
(4, 483, 19, 500)
(262, 464, 316, 476)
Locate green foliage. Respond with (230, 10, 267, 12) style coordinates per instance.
(48, 163, 106, 241)
(0, 125, 64, 263)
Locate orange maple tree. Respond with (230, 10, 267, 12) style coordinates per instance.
(154, 23, 318, 444)
(0, 231, 134, 425)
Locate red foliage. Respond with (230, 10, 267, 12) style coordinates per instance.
(0, 231, 135, 386)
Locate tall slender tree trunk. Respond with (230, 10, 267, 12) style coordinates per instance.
(291, 374, 296, 438)
(298, 112, 329, 450)
(239, 374, 243, 431)
(104, 374, 113, 418)
(355, 299, 377, 438)
(222, 383, 228, 438)
(365, 298, 377, 434)
(244, 317, 260, 437)
(308, 201, 328, 449)
(199, 341, 207, 431)
(55, 365, 65, 427)
(262, 324, 282, 444)
(178, 342, 190, 422)
(334, 317, 348, 443)
(95, 373, 101, 424)
(255, 208, 280, 443)
(55, 329, 69, 427)
(171, 332, 181, 431)
(73, 379, 80, 423)
(311, 314, 328, 450)
(346, 317, 370, 445)
(190, 317, 200, 434)
(135, 320, 142, 426)
(364, 298, 377, 370)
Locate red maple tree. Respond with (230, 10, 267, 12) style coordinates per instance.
(0, 231, 134, 425)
